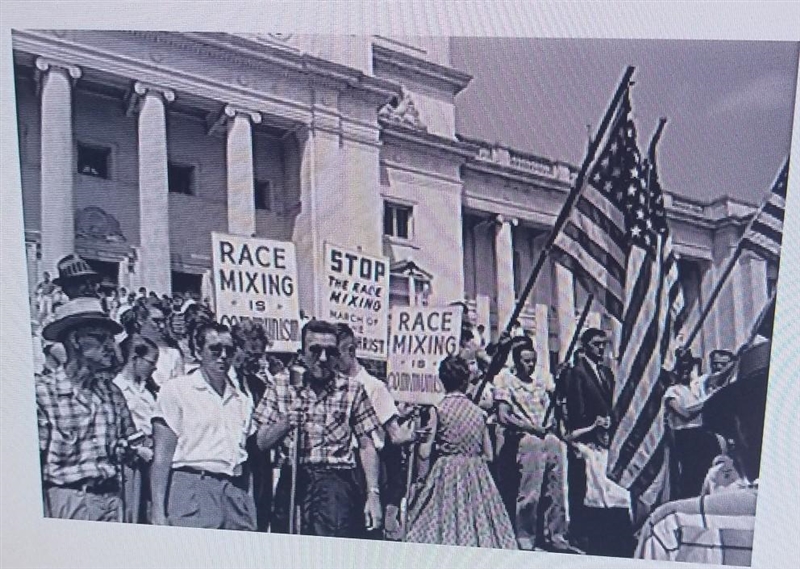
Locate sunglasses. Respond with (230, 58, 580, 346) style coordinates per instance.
(207, 344, 236, 358)
(308, 345, 340, 359)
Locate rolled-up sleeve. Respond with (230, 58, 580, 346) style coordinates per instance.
(350, 384, 381, 438)
(153, 381, 183, 437)
(252, 383, 281, 430)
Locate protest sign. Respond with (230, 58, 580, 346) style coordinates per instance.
(387, 306, 462, 405)
(321, 244, 389, 359)
(211, 232, 301, 352)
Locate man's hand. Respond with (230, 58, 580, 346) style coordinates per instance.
(274, 411, 302, 437)
(594, 416, 611, 429)
(136, 446, 154, 463)
(364, 493, 383, 532)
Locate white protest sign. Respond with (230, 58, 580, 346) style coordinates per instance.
(321, 244, 390, 359)
(211, 232, 301, 352)
(387, 306, 462, 405)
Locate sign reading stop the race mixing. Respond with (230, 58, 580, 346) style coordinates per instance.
(321, 244, 390, 360)
(211, 232, 300, 352)
(387, 306, 462, 405)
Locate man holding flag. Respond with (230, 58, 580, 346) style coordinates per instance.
(551, 84, 688, 549)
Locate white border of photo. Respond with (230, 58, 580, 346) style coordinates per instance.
(1, 2, 798, 569)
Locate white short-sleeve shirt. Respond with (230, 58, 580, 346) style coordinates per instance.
(353, 367, 398, 450)
(113, 372, 158, 437)
(153, 368, 254, 476)
(151, 346, 185, 387)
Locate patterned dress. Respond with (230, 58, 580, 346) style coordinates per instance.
(405, 392, 517, 549)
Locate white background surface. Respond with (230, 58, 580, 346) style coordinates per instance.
(1, 2, 798, 568)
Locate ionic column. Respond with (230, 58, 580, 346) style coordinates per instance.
(554, 262, 577, 361)
(494, 215, 517, 330)
(210, 105, 262, 236)
(127, 82, 175, 296)
(35, 57, 81, 276)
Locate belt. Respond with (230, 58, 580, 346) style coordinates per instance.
(46, 478, 119, 495)
(174, 466, 243, 483)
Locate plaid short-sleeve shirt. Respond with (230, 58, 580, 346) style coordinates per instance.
(36, 370, 136, 485)
(636, 485, 757, 566)
(253, 372, 380, 468)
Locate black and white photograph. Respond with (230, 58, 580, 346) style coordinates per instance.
(5, 27, 799, 567)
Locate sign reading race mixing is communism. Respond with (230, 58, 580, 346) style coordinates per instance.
(321, 243, 390, 359)
(387, 306, 462, 405)
(212, 232, 300, 352)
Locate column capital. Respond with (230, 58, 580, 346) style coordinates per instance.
(34, 57, 82, 96)
(125, 81, 176, 116)
(207, 104, 262, 137)
(495, 214, 519, 227)
(35, 57, 82, 80)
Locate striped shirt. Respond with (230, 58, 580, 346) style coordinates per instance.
(636, 486, 757, 566)
(253, 372, 380, 468)
(36, 369, 136, 485)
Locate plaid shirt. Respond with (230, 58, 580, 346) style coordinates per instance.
(636, 485, 757, 566)
(36, 369, 136, 485)
(253, 371, 380, 468)
(494, 370, 552, 429)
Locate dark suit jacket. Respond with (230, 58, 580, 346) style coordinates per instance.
(564, 356, 615, 447)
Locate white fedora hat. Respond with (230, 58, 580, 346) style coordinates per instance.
(42, 297, 123, 342)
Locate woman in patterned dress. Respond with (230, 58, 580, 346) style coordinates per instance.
(405, 355, 517, 549)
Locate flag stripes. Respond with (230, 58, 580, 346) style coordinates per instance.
(553, 93, 636, 322)
(741, 161, 788, 262)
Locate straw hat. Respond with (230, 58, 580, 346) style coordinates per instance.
(42, 297, 123, 342)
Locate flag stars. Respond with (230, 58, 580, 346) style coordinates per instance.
(636, 209, 645, 220)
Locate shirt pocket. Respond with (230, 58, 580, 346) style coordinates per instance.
(323, 410, 350, 445)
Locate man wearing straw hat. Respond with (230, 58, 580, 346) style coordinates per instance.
(37, 297, 139, 521)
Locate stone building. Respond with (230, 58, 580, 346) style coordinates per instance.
(11, 31, 775, 371)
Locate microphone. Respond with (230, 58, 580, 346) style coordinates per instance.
(289, 364, 306, 388)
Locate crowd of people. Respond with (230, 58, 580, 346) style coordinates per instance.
(30, 253, 765, 564)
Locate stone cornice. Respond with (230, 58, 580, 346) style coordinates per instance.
(180, 32, 402, 105)
(12, 29, 313, 127)
(380, 120, 479, 160)
(372, 44, 472, 95)
(462, 159, 573, 194)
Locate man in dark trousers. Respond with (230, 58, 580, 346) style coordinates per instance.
(562, 328, 633, 557)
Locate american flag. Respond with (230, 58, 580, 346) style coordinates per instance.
(552, 93, 687, 503)
(607, 126, 686, 505)
(741, 160, 788, 263)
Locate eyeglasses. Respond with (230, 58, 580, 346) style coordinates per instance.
(207, 344, 235, 358)
(138, 356, 158, 367)
(308, 345, 340, 359)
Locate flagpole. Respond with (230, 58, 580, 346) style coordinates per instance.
(507, 65, 636, 331)
(681, 247, 744, 350)
(741, 289, 777, 351)
(471, 65, 636, 404)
